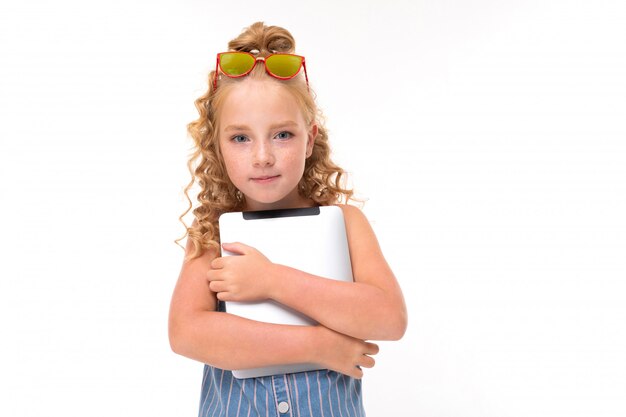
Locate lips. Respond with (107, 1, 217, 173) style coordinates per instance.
(251, 175, 280, 183)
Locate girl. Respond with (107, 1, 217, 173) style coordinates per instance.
(168, 22, 407, 417)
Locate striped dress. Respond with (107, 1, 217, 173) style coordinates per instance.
(198, 365, 366, 417)
(198, 301, 366, 417)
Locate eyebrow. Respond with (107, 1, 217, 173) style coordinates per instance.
(223, 121, 299, 132)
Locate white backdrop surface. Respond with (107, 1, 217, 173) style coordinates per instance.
(1, 1, 625, 416)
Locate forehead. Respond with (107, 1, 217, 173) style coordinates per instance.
(218, 79, 307, 127)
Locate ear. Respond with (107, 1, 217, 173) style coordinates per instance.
(306, 123, 318, 158)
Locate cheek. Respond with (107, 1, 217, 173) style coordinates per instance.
(220, 149, 244, 180)
(279, 147, 301, 163)
(286, 152, 307, 176)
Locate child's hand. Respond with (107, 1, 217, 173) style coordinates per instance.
(206, 242, 275, 302)
(314, 326, 379, 379)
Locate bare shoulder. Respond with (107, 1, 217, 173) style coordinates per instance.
(336, 203, 359, 214)
(183, 218, 220, 263)
(335, 204, 374, 234)
(333, 203, 384, 261)
(182, 237, 219, 268)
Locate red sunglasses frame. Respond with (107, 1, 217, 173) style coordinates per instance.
(213, 52, 309, 90)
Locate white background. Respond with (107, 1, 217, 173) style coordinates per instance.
(1, 0, 625, 416)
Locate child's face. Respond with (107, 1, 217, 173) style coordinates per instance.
(218, 79, 317, 211)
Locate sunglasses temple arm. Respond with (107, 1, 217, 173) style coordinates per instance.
(213, 55, 219, 90)
(302, 60, 310, 92)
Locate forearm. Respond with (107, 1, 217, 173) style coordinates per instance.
(170, 309, 378, 379)
(270, 264, 407, 341)
(169, 310, 318, 370)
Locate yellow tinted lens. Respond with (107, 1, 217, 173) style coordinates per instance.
(266, 55, 302, 78)
(220, 53, 255, 76)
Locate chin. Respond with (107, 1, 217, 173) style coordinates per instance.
(246, 194, 298, 210)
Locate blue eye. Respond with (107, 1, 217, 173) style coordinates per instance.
(275, 131, 292, 140)
(232, 135, 249, 143)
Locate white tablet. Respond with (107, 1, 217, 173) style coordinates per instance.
(218, 205, 354, 378)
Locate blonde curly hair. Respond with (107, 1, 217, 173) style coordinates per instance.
(177, 22, 355, 260)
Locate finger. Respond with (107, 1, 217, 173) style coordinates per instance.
(206, 270, 223, 282)
(358, 355, 376, 369)
(209, 281, 225, 293)
(221, 242, 251, 255)
(210, 257, 224, 269)
(349, 366, 364, 379)
(215, 291, 231, 301)
(365, 342, 379, 355)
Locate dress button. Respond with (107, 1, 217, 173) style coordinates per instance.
(278, 401, 290, 414)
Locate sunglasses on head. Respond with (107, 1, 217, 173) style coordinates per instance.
(214, 51, 309, 90)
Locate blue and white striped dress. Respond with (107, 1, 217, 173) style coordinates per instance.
(198, 365, 365, 417)
(199, 302, 365, 416)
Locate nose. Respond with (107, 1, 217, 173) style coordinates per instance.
(252, 140, 275, 167)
